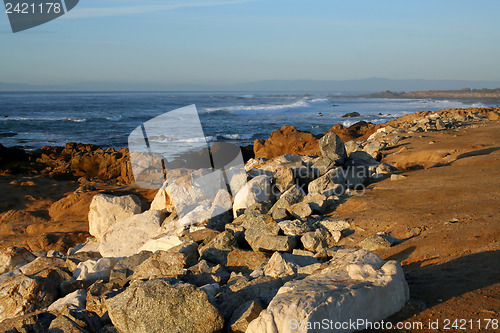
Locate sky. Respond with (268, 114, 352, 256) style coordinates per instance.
(1, 0, 500, 86)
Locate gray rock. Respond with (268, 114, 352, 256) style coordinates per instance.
(319, 132, 347, 165)
(264, 252, 320, 278)
(199, 231, 237, 265)
(73, 258, 117, 283)
(229, 300, 264, 333)
(301, 229, 330, 252)
(278, 220, 311, 236)
(303, 193, 327, 214)
(288, 202, 313, 220)
(131, 251, 187, 280)
(0, 311, 55, 333)
(274, 168, 295, 193)
(312, 156, 336, 176)
(48, 289, 87, 314)
(344, 140, 363, 155)
(269, 185, 305, 213)
(48, 315, 87, 332)
(185, 260, 230, 286)
(241, 212, 280, 246)
(106, 279, 224, 333)
(359, 234, 401, 251)
(109, 251, 153, 281)
(249, 235, 296, 253)
(214, 275, 284, 321)
(307, 168, 345, 197)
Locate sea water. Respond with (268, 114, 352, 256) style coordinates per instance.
(0, 91, 490, 151)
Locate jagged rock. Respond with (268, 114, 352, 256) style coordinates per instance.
(249, 235, 296, 253)
(214, 275, 284, 321)
(73, 258, 117, 283)
(278, 220, 311, 236)
(131, 251, 187, 280)
(359, 233, 401, 251)
(342, 112, 361, 118)
(48, 289, 87, 314)
(307, 168, 345, 197)
(317, 219, 350, 234)
(0, 311, 56, 333)
(226, 249, 269, 272)
(311, 156, 336, 176)
(241, 212, 280, 245)
(0, 247, 36, 275)
(364, 141, 386, 157)
(85, 282, 123, 318)
(48, 315, 87, 332)
(229, 300, 264, 333)
(18, 256, 66, 276)
(391, 174, 407, 181)
(55, 308, 103, 333)
(106, 279, 224, 333)
(375, 163, 397, 175)
(274, 168, 295, 193)
(247, 250, 409, 333)
(185, 260, 230, 286)
(65, 252, 102, 273)
(88, 194, 141, 241)
(253, 126, 320, 159)
(109, 251, 153, 281)
(344, 140, 363, 155)
(0, 271, 60, 322)
(436, 118, 446, 130)
(233, 175, 273, 217)
(264, 252, 320, 278)
(319, 132, 347, 165)
(137, 235, 184, 253)
(270, 184, 305, 214)
(303, 193, 327, 214)
(348, 151, 380, 166)
(301, 229, 330, 252)
(199, 231, 238, 265)
(288, 202, 313, 220)
(99, 210, 163, 258)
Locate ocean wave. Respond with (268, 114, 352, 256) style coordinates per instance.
(0, 116, 87, 122)
(201, 98, 329, 114)
(218, 133, 253, 140)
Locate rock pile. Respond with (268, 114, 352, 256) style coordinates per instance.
(0, 131, 409, 333)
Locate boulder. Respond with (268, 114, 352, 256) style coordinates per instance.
(269, 185, 305, 214)
(277, 220, 311, 236)
(247, 250, 409, 333)
(226, 249, 270, 272)
(0, 247, 36, 275)
(300, 229, 330, 252)
(48, 289, 87, 313)
(240, 212, 280, 245)
(233, 175, 273, 217)
(185, 260, 230, 287)
(106, 279, 224, 333)
(131, 251, 187, 280)
(274, 168, 295, 193)
(199, 231, 238, 265)
(307, 168, 345, 197)
(249, 235, 296, 253)
(99, 210, 163, 258)
(288, 202, 313, 220)
(303, 193, 327, 214)
(0, 271, 60, 322)
(48, 315, 87, 332)
(264, 252, 320, 278)
(319, 132, 347, 165)
(229, 300, 264, 333)
(109, 251, 153, 281)
(0, 311, 56, 332)
(88, 194, 141, 240)
(138, 235, 184, 253)
(73, 257, 117, 283)
(359, 233, 401, 251)
(311, 156, 336, 176)
(253, 126, 320, 159)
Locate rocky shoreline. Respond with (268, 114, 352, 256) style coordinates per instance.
(0, 107, 498, 332)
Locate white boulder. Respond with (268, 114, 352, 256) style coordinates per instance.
(73, 257, 117, 282)
(99, 210, 164, 258)
(47, 289, 87, 313)
(246, 249, 409, 333)
(233, 175, 273, 217)
(88, 194, 141, 240)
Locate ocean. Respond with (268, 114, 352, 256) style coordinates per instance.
(0, 91, 491, 151)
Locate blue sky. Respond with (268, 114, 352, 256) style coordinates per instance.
(1, 0, 499, 85)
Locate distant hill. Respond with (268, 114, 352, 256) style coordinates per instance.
(365, 88, 500, 100)
(1, 78, 500, 92)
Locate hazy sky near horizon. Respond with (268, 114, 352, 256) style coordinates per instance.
(1, 0, 499, 85)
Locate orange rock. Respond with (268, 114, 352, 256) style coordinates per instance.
(253, 126, 320, 159)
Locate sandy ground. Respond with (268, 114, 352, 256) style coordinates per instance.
(334, 120, 500, 332)
(0, 119, 498, 332)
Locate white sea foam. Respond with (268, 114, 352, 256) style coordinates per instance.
(201, 97, 328, 114)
